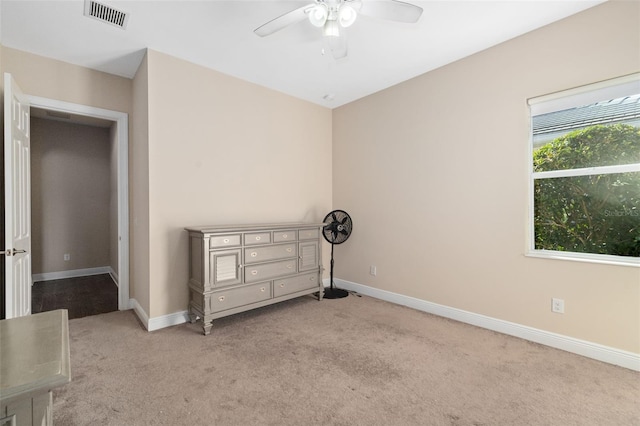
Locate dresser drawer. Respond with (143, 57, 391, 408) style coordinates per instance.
(209, 234, 241, 249)
(273, 230, 297, 242)
(209, 283, 271, 313)
(299, 228, 319, 240)
(244, 259, 297, 283)
(245, 243, 297, 264)
(274, 273, 318, 297)
(244, 232, 271, 245)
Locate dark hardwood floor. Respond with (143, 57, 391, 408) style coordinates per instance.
(32, 273, 118, 319)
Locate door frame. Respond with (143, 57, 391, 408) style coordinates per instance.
(26, 95, 130, 311)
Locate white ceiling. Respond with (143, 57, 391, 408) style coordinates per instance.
(1, 0, 605, 108)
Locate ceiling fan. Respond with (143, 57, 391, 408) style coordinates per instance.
(254, 0, 423, 59)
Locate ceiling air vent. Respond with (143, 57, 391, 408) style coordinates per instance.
(84, 0, 129, 29)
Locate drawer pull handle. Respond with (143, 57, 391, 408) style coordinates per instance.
(260, 287, 266, 292)
(223, 238, 230, 244)
(280, 283, 285, 288)
(218, 296, 225, 302)
(286, 248, 292, 253)
(282, 234, 288, 239)
(256, 236, 261, 241)
(251, 252, 257, 257)
(309, 276, 314, 281)
(251, 270, 258, 275)
(287, 265, 293, 269)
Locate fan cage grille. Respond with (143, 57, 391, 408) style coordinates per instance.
(322, 210, 353, 245)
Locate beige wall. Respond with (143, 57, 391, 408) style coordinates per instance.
(1, 47, 132, 114)
(1, 45, 333, 320)
(333, 0, 640, 353)
(131, 53, 150, 314)
(144, 50, 332, 317)
(30, 117, 112, 274)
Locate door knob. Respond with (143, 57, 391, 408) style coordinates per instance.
(0, 249, 26, 256)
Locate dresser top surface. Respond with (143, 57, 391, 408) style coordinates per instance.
(186, 222, 327, 234)
(0, 309, 71, 402)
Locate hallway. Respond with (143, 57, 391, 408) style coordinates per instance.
(32, 274, 117, 319)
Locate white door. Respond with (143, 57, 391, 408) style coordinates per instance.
(3, 72, 32, 318)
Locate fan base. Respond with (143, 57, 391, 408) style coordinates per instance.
(323, 287, 349, 299)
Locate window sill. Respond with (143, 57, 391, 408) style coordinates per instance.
(526, 249, 640, 268)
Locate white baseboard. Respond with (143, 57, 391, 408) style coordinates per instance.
(333, 278, 640, 372)
(108, 267, 119, 287)
(33, 266, 112, 282)
(129, 298, 149, 330)
(129, 298, 189, 332)
(148, 310, 190, 332)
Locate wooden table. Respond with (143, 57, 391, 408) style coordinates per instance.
(0, 310, 71, 426)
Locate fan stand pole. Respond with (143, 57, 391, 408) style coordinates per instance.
(324, 242, 349, 299)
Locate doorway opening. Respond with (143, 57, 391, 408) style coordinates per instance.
(25, 95, 129, 312)
(30, 108, 120, 318)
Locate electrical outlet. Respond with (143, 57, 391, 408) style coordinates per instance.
(64, 253, 70, 261)
(552, 298, 565, 313)
(370, 265, 377, 276)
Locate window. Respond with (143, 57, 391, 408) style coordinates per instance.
(528, 74, 640, 266)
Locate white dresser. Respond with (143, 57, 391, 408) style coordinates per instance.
(0, 310, 71, 426)
(185, 223, 325, 335)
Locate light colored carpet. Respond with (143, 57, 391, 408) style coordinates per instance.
(54, 293, 639, 425)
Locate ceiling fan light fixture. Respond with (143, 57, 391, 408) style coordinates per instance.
(338, 5, 357, 28)
(308, 4, 328, 27)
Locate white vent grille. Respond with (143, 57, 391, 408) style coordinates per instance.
(84, 0, 129, 29)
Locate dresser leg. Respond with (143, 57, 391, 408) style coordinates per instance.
(317, 288, 324, 301)
(203, 320, 213, 336)
(188, 310, 198, 324)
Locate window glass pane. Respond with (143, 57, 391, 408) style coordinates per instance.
(534, 172, 640, 257)
(532, 95, 640, 171)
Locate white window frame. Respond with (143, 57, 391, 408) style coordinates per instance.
(527, 73, 640, 267)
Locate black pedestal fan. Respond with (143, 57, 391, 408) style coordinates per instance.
(322, 209, 353, 299)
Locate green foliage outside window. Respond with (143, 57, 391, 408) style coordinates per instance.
(533, 124, 640, 257)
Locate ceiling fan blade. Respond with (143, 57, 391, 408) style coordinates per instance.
(254, 4, 314, 37)
(358, 0, 423, 24)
